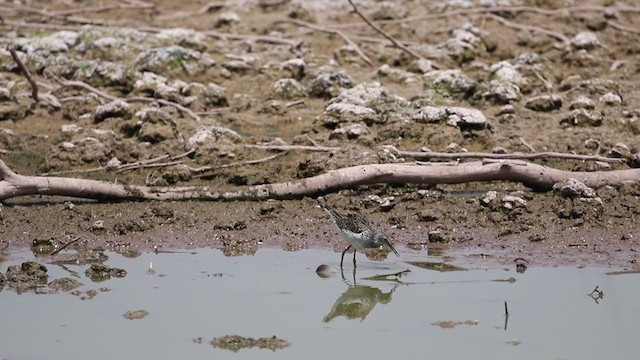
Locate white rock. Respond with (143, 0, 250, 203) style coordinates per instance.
(571, 32, 600, 50)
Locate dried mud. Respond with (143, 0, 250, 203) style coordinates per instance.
(1, 0, 640, 269)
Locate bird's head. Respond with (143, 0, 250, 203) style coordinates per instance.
(374, 233, 399, 256)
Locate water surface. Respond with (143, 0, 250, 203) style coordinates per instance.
(0, 247, 638, 360)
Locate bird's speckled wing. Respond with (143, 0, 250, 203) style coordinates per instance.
(341, 213, 373, 235)
(322, 206, 373, 235)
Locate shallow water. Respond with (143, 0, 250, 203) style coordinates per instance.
(0, 247, 638, 360)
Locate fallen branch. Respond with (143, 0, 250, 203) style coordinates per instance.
(1, 158, 638, 202)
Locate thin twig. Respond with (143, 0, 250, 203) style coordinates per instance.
(191, 152, 286, 175)
(504, 301, 509, 316)
(608, 21, 640, 35)
(486, 13, 569, 46)
(50, 236, 81, 255)
(395, 149, 624, 164)
(54, 78, 201, 121)
(347, 0, 429, 63)
(363, 269, 411, 280)
(116, 160, 185, 173)
(519, 138, 537, 153)
(276, 19, 373, 66)
(245, 144, 342, 152)
(285, 100, 305, 108)
(7, 46, 38, 103)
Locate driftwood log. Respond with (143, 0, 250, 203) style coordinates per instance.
(0, 158, 638, 202)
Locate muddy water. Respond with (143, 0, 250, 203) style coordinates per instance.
(0, 247, 638, 360)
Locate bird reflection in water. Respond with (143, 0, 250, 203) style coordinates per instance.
(322, 270, 399, 322)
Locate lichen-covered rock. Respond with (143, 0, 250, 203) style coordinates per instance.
(155, 28, 208, 51)
(477, 79, 520, 104)
(74, 60, 137, 89)
(490, 61, 525, 86)
(134, 45, 213, 75)
(323, 103, 378, 127)
(412, 106, 487, 130)
(14, 31, 78, 55)
(309, 70, 354, 98)
(202, 83, 228, 107)
(273, 78, 306, 100)
(425, 69, 476, 96)
(525, 94, 563, 112)
(329, 82, 408, 111)
(94, 100, 132, 123)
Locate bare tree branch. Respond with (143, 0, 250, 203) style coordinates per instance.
(1, 158, 637, 202)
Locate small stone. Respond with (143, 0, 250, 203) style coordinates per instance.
(502, 195, 527, 207)
(525, 94, 563, 112)
(571, 32, 600, 50)
(479, 80, 520, 104)
(324, 103, 377, 126)
(553, 178, 597, 198)
(490, 61, 525, 85)
(627, 153, 640, 168)
(221, 59, 252, 74)
(0, 87, 12, 101)
(202, 83, 228, 107)
(93, 100, 131, 123)
(329, 123, 370, 140)
(309, 70, 353, 99)
(412, 106, 486, 130)
(315, 264, 335, 278)
(496, 104, 514, 116)
(428, 230, 450, 243)
(560, 109, 603, 127)
(425, 69, 476, 95)
(92, 220, 105, 230)
(599, 92, 622, 105)
(407, 58, 434, 74)
(569, 95, 595, 110)
(609, 142, 630, 158)
(216, 12, 241, 27)
(123, 309, 150, 320)
(481, 190, 498, 206)
(280, 58, 306, 80)
(48, 278, 83, 292)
